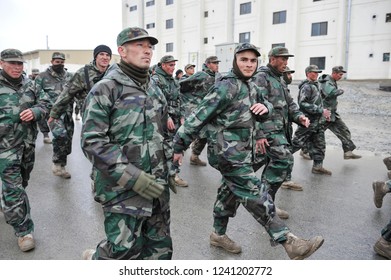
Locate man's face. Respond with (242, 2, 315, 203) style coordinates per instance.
(95, 52, 111, 70)
(307, 72, 319, 81)
(51, 59, 65, 66)
(185, 66, 195, 76)
(332, 72, 344, 81)
(235, 50, 258, 78)
(118, 39, 153, 70)
(161, 61, 176, 76)
(207, 61, 219, 73)
(0, 61, 24, 79)
(270, 56, 289, 73)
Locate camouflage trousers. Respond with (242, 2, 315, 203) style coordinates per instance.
(213, 168, 289, 244)
(323, 117, 356, 153)
(92, 201, 172, 260)
(49, 112, 74, 165)
(191, 137, 207, 155)
(260, 143, 293, 201)
(0, 144, 35, 236)
(37, 117, 50, 134)
(291, 124, 326, 165)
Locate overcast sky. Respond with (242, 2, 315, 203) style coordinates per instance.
(0, 0, 122, 53)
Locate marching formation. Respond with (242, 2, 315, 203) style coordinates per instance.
(0, 25, 389, 261)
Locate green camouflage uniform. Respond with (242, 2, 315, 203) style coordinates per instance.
(173, 70, 291, 243)
(0, 70, 50, 236)
(252, 65, 303, 200)
(35, 66, 73, 166)
(318, 74, 356, 152)
(291, 79, 326, 165)
(179, 64, 216, 156)
(81, 63, 172, 260)
(50, 62, 106, 119)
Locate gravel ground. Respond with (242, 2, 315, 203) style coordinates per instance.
(289, 79, 391, 157)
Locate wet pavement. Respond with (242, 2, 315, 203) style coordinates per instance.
(0, 119, 390, 260)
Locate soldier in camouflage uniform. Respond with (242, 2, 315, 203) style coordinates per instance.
(181, 63, 195, 80)
(318, 66, 361, 159)
(291, 65, 332, 175)
(35, 52, 73, 178)
(173, 43, 324, 260)
(81, 27, 172, 260)
(179, 56, 220, 166)
(0, 49, 50, 251)
(152, 55, 188, 187)
(253, 46, 309, 219)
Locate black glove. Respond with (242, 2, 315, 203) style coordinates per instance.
(133, 171, 164, 200)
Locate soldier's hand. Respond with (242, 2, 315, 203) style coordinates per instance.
(167, 118, 175, 131)
(250, 103, 269, 115)
(256, 138, 269, 154)
(299, 115, 310, 128)
(19, 109, 34, 122)
(48, 117, 55, 123)
(133, 171, 164, 200)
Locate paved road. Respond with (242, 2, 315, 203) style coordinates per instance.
(0, 119, 390, 260)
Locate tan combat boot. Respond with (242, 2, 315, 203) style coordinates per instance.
(276, 207, 289, 219)
(174, 174, 188, 187)
(210, 232, 242, 254)
(43, 133, 52, 144)
(312, 165, 332, 175)
(344, 151, 362, 159)
(281, 181, 303, 191)
(18, 233, 35, 252)
(383, 156, 391, 170)
(60, 166, 71, 179)
(374, 237, 391, 259)
(300, 150, 311, 160)
(282, 233, 324, 260)
(52, 163, 63, 176)
(372, 181, 389, 208)
(82, 249, 95, 260)
(190, 154, 207, 166)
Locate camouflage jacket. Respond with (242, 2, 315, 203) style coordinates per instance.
(151, 66, 181, 120)
(0, 71, 50, 151)
(253, 65, 303, 145)
(34, 66, 73, 112)
(81, 63, 169, 217)
(50, 62, 107, 118)
(318, 74, 342, 121)
(297, 79, 325, 124)
(179, 65, 216, 118)
(173, 70, 272, 171)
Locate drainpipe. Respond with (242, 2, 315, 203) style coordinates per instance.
(345, 0, 352, 79)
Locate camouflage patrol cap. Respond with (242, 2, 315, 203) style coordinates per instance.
(184, 63, 195, 70)
(284, 66, 295, 73)
(234, 43, 261, 57)
(305, 65, 322, 74)
(160, 55, 178, 63)
(52, 52, 65, 60)
(0, 48, 25, 62)
(31, 68, 40, 74)
(268, 46, 294, 57)
(117, 27, 158, 46)
(205, 56, 220, 64)
(332, 66, 346, 73)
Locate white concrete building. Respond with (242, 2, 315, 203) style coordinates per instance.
(122, 0, 391, 80)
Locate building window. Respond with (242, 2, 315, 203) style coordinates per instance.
(239, 32, 251, 43)
(272, 43, 285, 48)
(309, 57, 326, 70)
(383, 53, 390, 62)
(240, 2, 251, 15)
(204, 37, 208, 44)
(386, 13, 391, 22)
(129, 5, 137, 12)
(146, 0, 155, 7)
(273, 11, 286, 24)
(311, 22, 328, 36)
(204, 11, 208, 17)
(166, 43, 174, 52)
(166, 0, 173, 5)
(146, 23, 155, 29)
(166, 19, 173, 29)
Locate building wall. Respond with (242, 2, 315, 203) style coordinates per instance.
(122, 0, 391, 79)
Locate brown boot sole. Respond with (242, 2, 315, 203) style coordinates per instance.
(374, 241, 391, 259)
